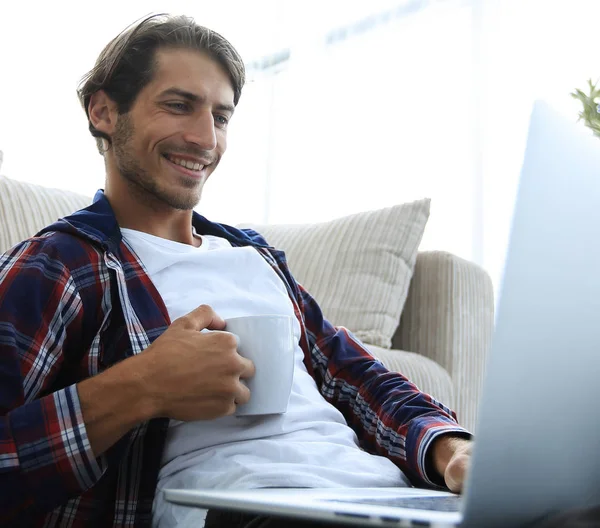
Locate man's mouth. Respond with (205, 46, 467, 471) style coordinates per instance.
(163, 153, 206, 173)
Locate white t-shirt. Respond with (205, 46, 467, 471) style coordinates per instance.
(120, 228, 410, 528)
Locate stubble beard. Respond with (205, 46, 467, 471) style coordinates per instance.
(111, 114, 202, 211)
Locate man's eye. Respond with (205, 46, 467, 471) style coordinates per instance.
(166, 102, 189, 112)
(215, 115, 229, 126)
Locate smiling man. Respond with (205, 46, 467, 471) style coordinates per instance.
(0, 14, 471, 528)
(92, 47, 233, 243)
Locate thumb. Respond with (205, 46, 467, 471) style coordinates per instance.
(176, 304, 226, 332)
(445, 453, 470, 493)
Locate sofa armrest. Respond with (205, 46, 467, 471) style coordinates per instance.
(392, 251, 495, 431)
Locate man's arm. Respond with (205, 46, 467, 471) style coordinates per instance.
(294, 281, 472, 489)
(0, 240, 107, 521)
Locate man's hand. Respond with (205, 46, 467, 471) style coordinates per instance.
(430, 435, 473, 493)
(137, 304, 256, 421)
(79, 304, 255, 456)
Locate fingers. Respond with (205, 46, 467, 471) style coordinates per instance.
(445, 452, 471, 493)
(208, 331, 255, 379)
(175, 304, 226, 332)
(193, 330, 255, 384)
(239, 356, 256, 379)
(234, 379, 252, 406)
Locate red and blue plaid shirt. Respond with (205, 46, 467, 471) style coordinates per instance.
(0, 191, 468, 526)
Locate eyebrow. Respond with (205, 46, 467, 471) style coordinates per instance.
(159, 87, 235, 114)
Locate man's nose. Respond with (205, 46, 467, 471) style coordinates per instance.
(183, 111, 217, 151)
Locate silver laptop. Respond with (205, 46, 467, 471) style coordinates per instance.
(164, 101, 600, 527)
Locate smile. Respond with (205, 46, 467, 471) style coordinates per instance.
(163, 153, 205, 172)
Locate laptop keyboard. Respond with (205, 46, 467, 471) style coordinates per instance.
(328, 495, 462, 512)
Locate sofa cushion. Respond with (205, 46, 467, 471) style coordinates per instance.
(0, 175, 91, 253)
(239, 199, 430, 348)
(366, 344, 454, 409)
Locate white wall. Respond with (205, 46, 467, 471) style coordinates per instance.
(205, 0, 479, 268)
(479, 0, 600, 290)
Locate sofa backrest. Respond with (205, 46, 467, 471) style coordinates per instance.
(0, 175, 91, 253)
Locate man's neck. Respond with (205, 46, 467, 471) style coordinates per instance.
(105, 178, 200, 247)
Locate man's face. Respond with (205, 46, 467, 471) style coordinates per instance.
(111, 48, 235, 210)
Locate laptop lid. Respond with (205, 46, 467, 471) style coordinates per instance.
(462, 100, 600, 527)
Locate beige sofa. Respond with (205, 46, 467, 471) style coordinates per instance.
(0, 174, 494, 431)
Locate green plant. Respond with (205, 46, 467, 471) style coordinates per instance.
(571, 78, 600, 137)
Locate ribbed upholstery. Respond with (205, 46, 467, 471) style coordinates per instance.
(0, 175, 91, 253)
(367, 345, 454, 410)
(394, 251, 495, 430)
(239, 199, 430, 348)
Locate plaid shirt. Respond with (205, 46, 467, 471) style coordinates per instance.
(0, 191, 468, 527)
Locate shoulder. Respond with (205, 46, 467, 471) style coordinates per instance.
(1, 231, 104, 281)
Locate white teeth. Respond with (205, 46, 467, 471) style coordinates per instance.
(167, 155, 204, 172)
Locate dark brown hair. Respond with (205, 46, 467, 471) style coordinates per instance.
(77, 14, 246, 153)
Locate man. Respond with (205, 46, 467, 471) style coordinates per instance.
(0, 14, 472, 528)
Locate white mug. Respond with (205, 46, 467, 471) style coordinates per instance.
(225, 314, 295, 416)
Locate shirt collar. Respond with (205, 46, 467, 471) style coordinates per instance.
(36, 189, 268, 252)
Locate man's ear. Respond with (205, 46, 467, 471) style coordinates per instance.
(88, 90, 118, 137)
